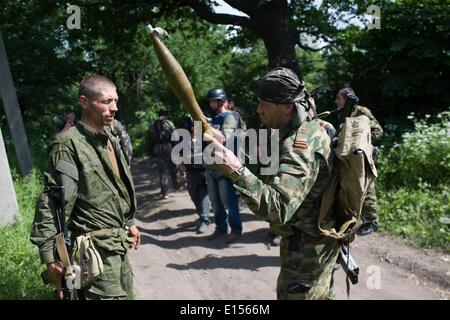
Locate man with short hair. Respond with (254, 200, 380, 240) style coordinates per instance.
(205, 68, 339, 299)
(31, 75, 140, 300)
(335, 87, 383, 235)
(57, 110, 76, 134)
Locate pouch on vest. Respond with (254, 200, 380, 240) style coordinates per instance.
(72, 234, 104, 288)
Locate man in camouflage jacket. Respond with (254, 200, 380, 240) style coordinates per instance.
(206, 67, 339, 299)
(30, 75, 140, 300)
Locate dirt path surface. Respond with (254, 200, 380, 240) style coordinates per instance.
(128, 158, 449, 300)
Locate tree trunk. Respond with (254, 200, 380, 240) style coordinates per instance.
(0, 127, 20, 225)
(251, 2, 300, 76)
(0, 32, 33, 176)
(260, 28, 300, 76)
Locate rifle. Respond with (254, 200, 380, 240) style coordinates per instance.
(41, 186, 80, 300)
(336, 94, 359, 134)
(337, 244, 359, 285)
(317, 94, 361, 287)
(316, 94, 359, 124)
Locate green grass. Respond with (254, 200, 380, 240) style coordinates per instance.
(0, 170, 53, 299)
(376, 110, 450, 252)
(377, 183, 450, 252)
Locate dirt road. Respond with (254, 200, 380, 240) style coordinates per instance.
(128, 158, 449, 300)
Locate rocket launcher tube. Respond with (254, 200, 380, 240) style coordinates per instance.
(146, 25, 211, 135)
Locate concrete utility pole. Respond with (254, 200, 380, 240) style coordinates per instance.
(0, 31, 32, 176)
(0, 127, 20, 226)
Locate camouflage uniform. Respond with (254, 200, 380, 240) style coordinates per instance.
(351, 106, 383, 222)
(232, 116, 339, 300)
(153, 118, 180, 196)
(111, 119, 133, 165)
(30, 121, 136, 299)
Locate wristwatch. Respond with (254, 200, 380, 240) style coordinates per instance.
(228, 165, 246, 182)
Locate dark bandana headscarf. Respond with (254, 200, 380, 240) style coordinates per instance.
(258, 67, 310, 123)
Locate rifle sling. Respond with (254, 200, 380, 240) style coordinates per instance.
(55, 233, 71, 269)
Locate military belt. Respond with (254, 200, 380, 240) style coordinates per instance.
(85, 226, 130, 238)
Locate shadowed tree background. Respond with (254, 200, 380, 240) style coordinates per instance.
(1, 0, 448, 164)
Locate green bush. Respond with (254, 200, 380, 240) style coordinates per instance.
(377, 110, 450, 187)
(378, 183, 449, 251)
(0, 170, 52, 299)
(377, 110, 450, 252)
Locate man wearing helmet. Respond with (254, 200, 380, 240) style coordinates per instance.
(204, 87, 243, 243)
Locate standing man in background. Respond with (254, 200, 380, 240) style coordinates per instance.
(205, 88, 243, 243)
(57, 109, 76, 134)
(335, 87, 383, 235)
(153, 110, 180, 199)
(111, 118, 133, 166)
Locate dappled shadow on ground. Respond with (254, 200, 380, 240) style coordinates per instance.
(131, 158, 159, 186)
(166, 254, 280, 272)
(139, 226, 274, 250)
(136, 208, 196, 224)
(132, 158, 277, 268)
(238, 212, 262, 223)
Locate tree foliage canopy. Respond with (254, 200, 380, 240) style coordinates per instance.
(0, 0, 448, 164)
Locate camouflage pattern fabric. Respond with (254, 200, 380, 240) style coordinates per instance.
(153, 119, 179, 194)
(30, 121, 136, 299)
(233, 117, 339, 300)
(111, 119, 133, 165)
(157, 155, 180, 195)
(80, 253, 134, 300)
(258, 67, 304, 104)
(362, 180, 377, 222)
(351, 106, 383, 142)
(277, 232, 338, 300)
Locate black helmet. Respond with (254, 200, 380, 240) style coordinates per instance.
(206, 88, 227, 102)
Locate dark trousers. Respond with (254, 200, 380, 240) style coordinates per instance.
(186, 169, 210, 224)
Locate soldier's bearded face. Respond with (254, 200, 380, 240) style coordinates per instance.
(85, 86, 118, 128)
(257, 98, 292, 129)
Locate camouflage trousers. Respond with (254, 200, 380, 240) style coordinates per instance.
(79, 253, 134, 300)
(362, 180, 377, 222)
(157, 155, 180, 195)
(277, 231, 339, 300)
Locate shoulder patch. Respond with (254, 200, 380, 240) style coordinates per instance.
(293, 138, 308, 150)
(55, 159, 79, 181)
